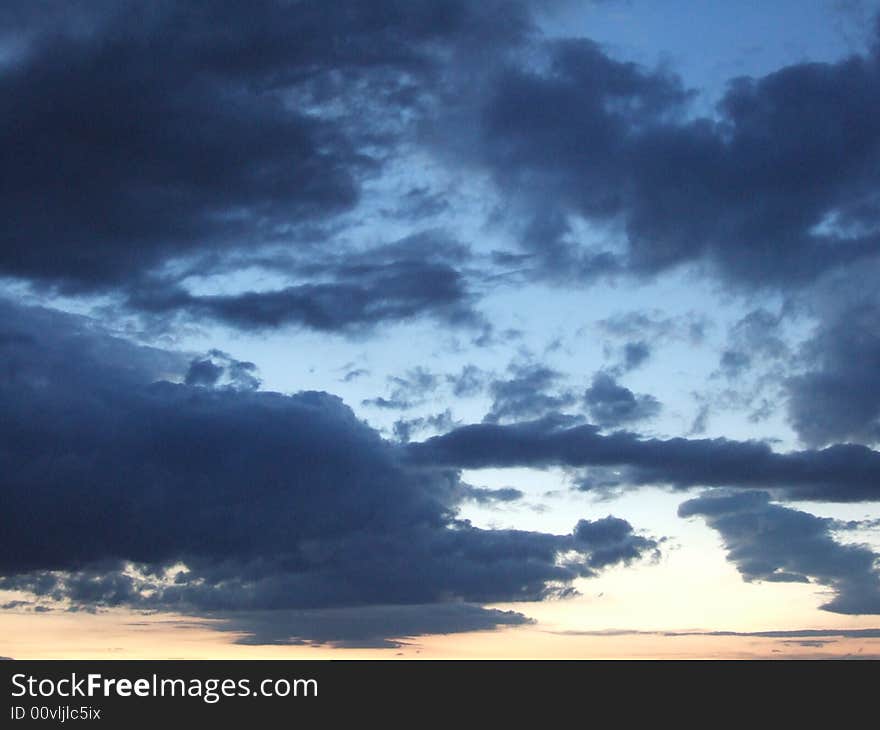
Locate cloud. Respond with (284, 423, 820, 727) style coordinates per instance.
(597, 310, 708, 346)
(408, 415, 880, 502)
(573, 516, 662, 570)
(0, 1, 527, 333)
(679, 491, 880, 614)
(718, 308, 788, 378)
(185, 350, 260, 391)
(457, 485, 525, 505)
(688, 403, 711, 436)
(466, 28, 880, 288)
(341, 367, 370, 383)
(1, 1, 370, 289)
(583, 372, 661, 427)
(208, 604, 531, 649)
(484, 363, 577, 423)
(0, 299, 660, 643)
(393, 410, 459, 443)
(446, 365, 489, 398)
(132, 242, 483, 334)
(787, 297, 880, 447)
(363, 367, 439, 411)
(554, 627, 880, 639)
(621, 341, 651, 372)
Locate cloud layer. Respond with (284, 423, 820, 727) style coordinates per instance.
(409, 416, 880, 502)
(0, 300, 659, 644)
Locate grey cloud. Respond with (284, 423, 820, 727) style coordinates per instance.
(457, 485, 525, 505)
(688, 403, 711, 436)
(342, 367, 369, 383)
(133, 257, 482, 334)
(393, 410, 459, 443)
(679, 491, 880, 614)
(573, 516, 662, 569)
(597, 310, 709, 347)
(408, 415, 880, 502)
(469, 29, 880, 289)
(583, 372, 661, 427)
(364, 367, 439, 411)
(446, 365, 490, 398)
(718, 308, 788, 378)
(621, 341, 651, 371)
(484, 363, 577, 423)
(208, 604, 531, 649)
(0, 300, 660, 643)
(787, 298, 880, 447)
(185, 350, 260, 391)
(0, 1, 527, 334)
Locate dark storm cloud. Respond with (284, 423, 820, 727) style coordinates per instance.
(484, 363, 577, 423)
(408, 415, 880, 502)
(0, 0, 530, 332)
(4, 1, 880, 338)
(0, 299, 187, 388)
(2, 1, 360, 288)
(473, 26, 880, 288)
(787, 297, 880, 447)
(583, 372, 661, 427)
(0, 300, 660, 643)
(679, 491, 880, 614)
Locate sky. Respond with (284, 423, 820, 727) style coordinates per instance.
(2, 0, 880, 659)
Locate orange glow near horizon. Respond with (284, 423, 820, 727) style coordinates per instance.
(2, 609, 880, 660)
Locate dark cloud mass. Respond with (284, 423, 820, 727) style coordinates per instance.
(5, 0, 880, 650)
(0, 0, 526, 331)
(679, 491, 880, 614)
(4, 0, 880, 331)
(0, 300, 659, 644)
(211, 604, 532, 649)
(408, 416, 880, 502)
(474, 27, 880, 287)
(787, 297, 880, 447)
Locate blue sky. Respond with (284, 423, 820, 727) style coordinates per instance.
(2, 0, 880, 658)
